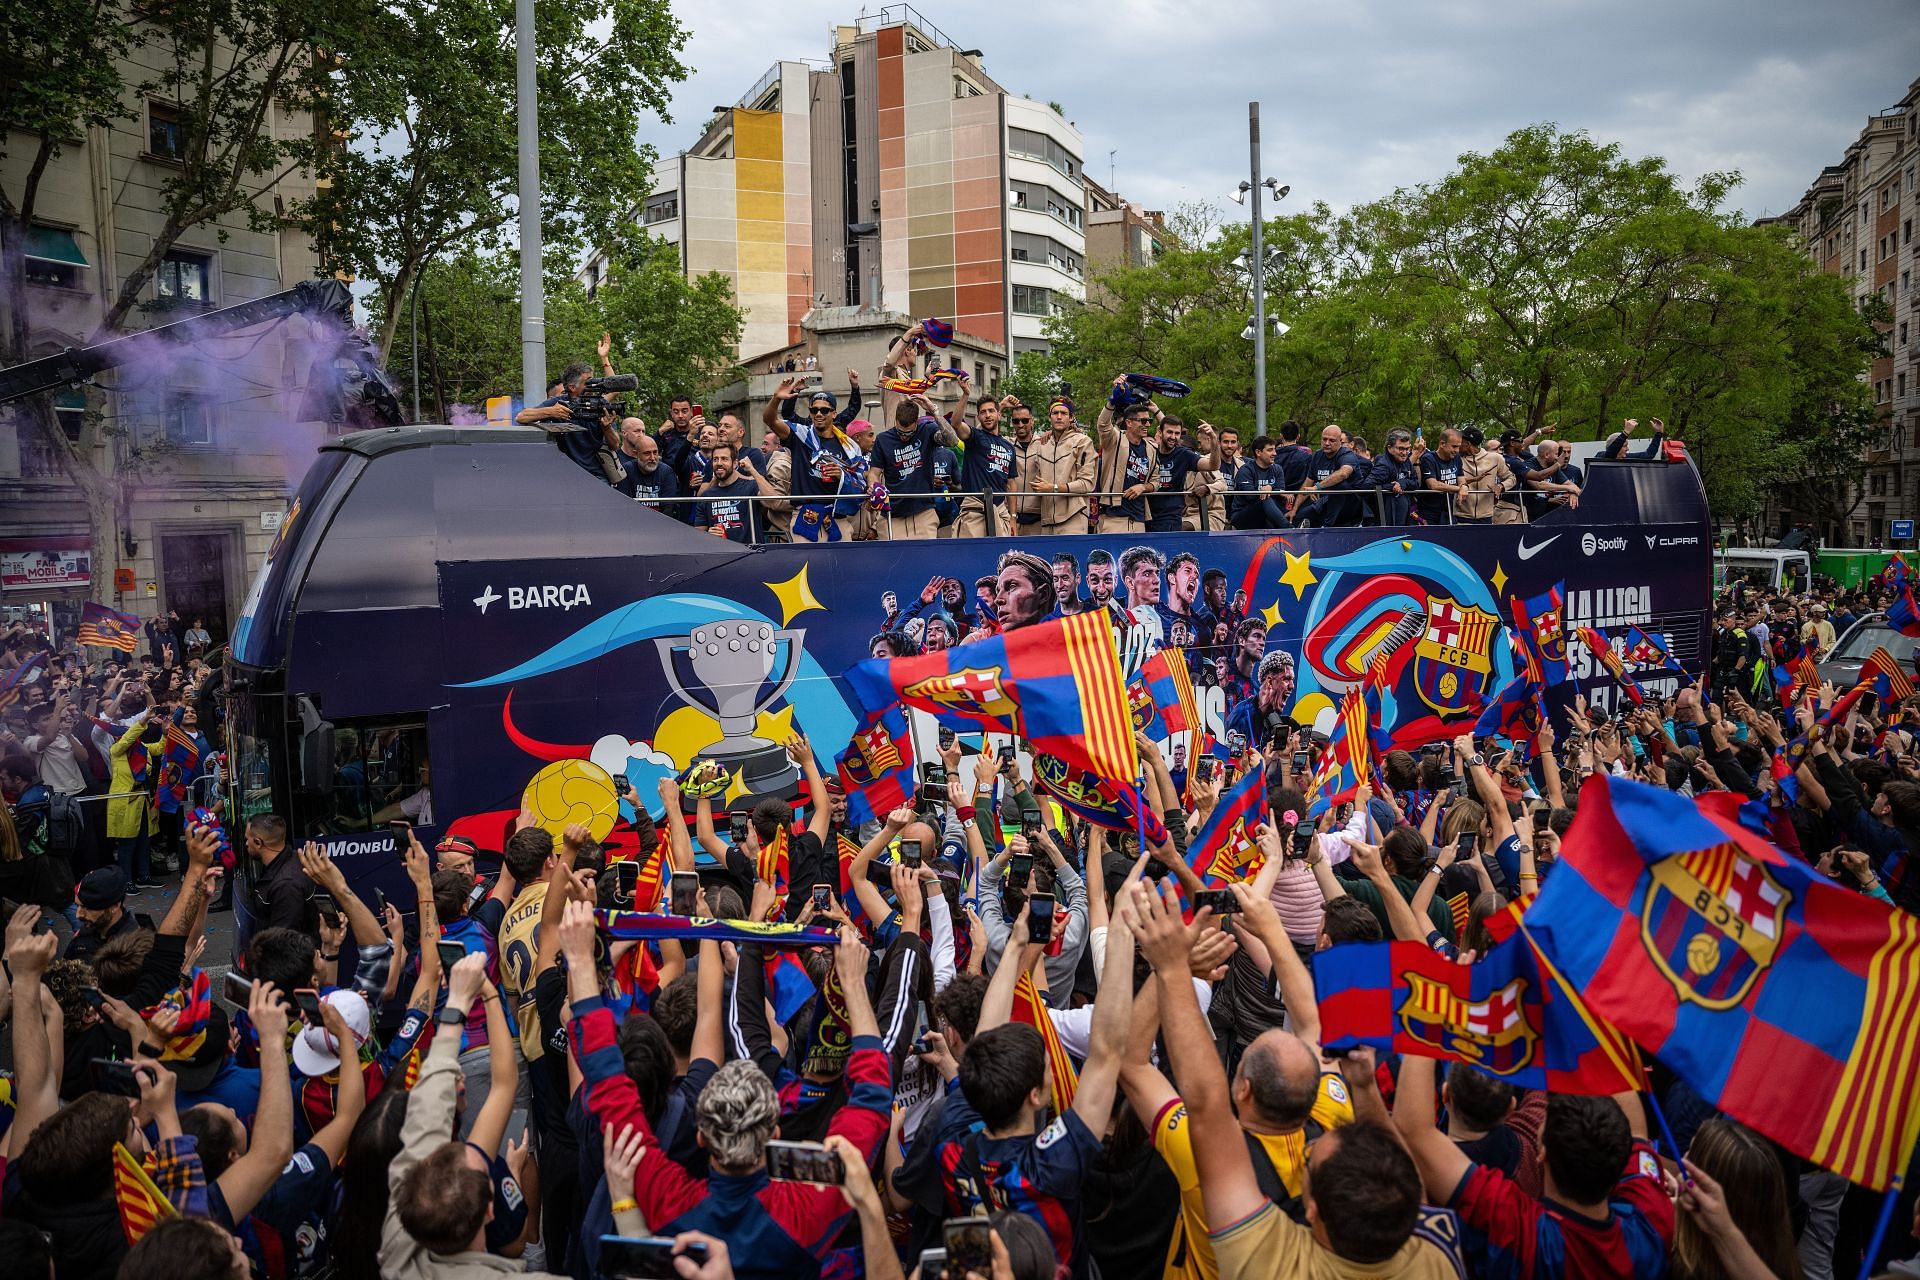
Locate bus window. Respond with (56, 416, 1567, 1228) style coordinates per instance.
(311, 719, 431, 835)
(225, 696, 279, 825)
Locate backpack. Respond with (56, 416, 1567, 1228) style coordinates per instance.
(41, 790, 86, 860)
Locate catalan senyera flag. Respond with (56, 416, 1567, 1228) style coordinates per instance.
(1011, 968, 1076, 1114)
(112, 1141, 175, 1245)
(1579, 626, 1646, 707)
(844, 609, 1138, 793)
(0, 651, 47, 711)
(1856, 646, 1915, 707)
(78, 600, 141, 653)
(757, 824, 790, 921)
(1522, 775, 1920, 1190)
(1187, 766, 1268, 885)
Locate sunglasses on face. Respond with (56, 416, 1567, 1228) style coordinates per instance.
(1012, 417, 1032, 424)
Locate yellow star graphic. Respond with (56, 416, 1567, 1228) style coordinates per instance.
(757, 703, 797, 746)
(723, 766, 752, 808)
(1260, 600, 1284, 630)
(1278, 549, 1317, 600)
(1401, 540, 1413, 552)
(1489, 560, 1509, 598)
(765, 563, 825, 626)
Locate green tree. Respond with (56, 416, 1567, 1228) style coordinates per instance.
(374, 236, 743, 419)
(301, 0, 689, 359)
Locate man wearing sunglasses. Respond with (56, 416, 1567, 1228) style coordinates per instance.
(761, 373, 869, 529)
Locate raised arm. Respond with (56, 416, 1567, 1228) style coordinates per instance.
(1390, 1055, 1472, 1203)
(306, 993, 369, 1166)
(465, 976, 520, 1155)
(692, 795, 728, 862)
(1231, 826, 1321, 1050)
(217, 979, 295, 1221)
(1349, 839, 1427, 944)
(1070, 858, 1138, 1132)
(977, 905, 1038, 1032)
(763, 377, 801, 439)
(1, 919, 59, 1160)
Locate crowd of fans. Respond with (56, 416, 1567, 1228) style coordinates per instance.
(3, 557, 1920, 1280)
(505, 323, 1687, 544)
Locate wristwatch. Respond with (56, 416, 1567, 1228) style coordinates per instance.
(436, 1005, 468, 1028)
(1466, 754, 1485, 767)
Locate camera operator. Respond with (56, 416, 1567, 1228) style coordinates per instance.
(515, 335, 637, 485)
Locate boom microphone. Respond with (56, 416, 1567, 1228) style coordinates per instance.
(594, 374, 640, 392)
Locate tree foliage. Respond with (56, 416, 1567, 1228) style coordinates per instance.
(1042, 125, 1881, 522)
(373, 235, 743, 419)
(299, 0, 689, 357)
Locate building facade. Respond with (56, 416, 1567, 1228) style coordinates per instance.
(1084, 174, 1171, 304)
(1761, 76, 1919, 546)
(1, 39, 325, 647)
(584, 7, 1095, 369)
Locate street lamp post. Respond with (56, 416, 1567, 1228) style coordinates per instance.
(514, 0, 545, 411)
(1232, 103, 1288, 436)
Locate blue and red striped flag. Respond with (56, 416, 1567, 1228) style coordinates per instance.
(1511, 584, 1568, 686)
(1131, 647, 1200, 737)
(1856, 646, 1915, 707)
(1187, 766, 1268, 885)
(78, 601, 140, 653)
(1313, 930, 1641, 1094)
(844, 610, 1138, 793)
(765, 950, 816, 1025)
(834, 704, 916, 828)
(1306, 657, 1393, 819)
(0, 652, 47, 711)
(1473, 663, 1545, 750)
(1579, 626, 1646, 707)
(1889, 580, 1920, 638)
(1521, 775, 1920, 1190)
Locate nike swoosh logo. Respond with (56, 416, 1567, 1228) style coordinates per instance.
(1516, 535, 1559, 560)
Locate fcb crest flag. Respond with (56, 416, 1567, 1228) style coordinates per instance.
(0, 651, 47, 711)
(844, 610, 1137, 790)
(79, 601, 141, 653)
(1579, 626, 1646, 707)
(1187, 766, 1269, 885)
(1131, 647, 1200, 738)
(1511, 584, 1568, 686)
(1523, 775, 1920, 1190)
(835, 703, 916, 827)
(1314, 932, 1641, 1094)
(1031, 752, 1169, 847)
(1890, 579, 1920, 638)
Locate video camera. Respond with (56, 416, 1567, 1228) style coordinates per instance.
(571, 373, 639, 425)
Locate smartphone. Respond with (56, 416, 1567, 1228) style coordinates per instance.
(670, 870, 699, 917)
(1018, 807, 1042, 839)
(811, 884, 833, 913)
(79, 985, 106, 1009)
(465, 879, 489, 913)
(223, 971, 254, 1006)
(437, 940, 468, 972)
(728, 812, 749, 845)
(917, 1249, 948, 1280)
(611, 859, 639, 904)
(373, 887, 389, 916)
(866, 858, 897, 889)
(1007, 851, 1033, 887)
(1228, 731, 1247, 756)
(1192, 888, 1241, 915)
(1026, 892, 1056, 944)
(939, 726, 956, 751)
(132, 911, 157, 932)
(312, 891, 338, 919)
(292, 988, 324, 1024)
(1531, 807, 1550, 834)
(90, 1058, 149, 1098)
(1458, 831, 1479, 859)
(764, 1139, 846, 1185)
(900, 839, 923, 869)
(691, 403, 706, 417)
(1291, 823, 1314, 856)
(918, 762, 949, 806)
(998, 743, 1016, 765)
(597, 1235, 707, 1279)
(1194, 758, 1215, 785)
(387, 819, 412, 847)
(946, 1217, 994, 1277)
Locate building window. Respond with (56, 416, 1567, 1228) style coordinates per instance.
(148, 101, 185, 161)
(1012, 284, 1055, 316)
(156, 249, 212, 304)
(1902, 322, 1910, 346)
(23, 225, 89, 290)
(163, 388, 216, 447)
(643, 192, 679, 225)
(1872, 472, 1887, 496)
(1901, 373, 1908, 399)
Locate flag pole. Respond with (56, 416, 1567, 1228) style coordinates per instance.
(1856, 1177, 1902, 1280)
(1640, 1069, 1689, 1180)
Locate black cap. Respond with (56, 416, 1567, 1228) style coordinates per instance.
(77, 867, 128, 910)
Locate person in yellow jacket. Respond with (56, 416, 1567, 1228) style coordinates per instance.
(107, 717, 158, 888)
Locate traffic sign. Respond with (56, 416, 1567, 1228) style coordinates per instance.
(1893, 519, 1914, 540)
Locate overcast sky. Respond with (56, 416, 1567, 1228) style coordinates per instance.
(634, 0, 1918, 226)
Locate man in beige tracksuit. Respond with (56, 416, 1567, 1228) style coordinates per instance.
(1016, 396, 1097, 536)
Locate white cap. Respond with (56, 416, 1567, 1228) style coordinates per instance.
(290, 989, 370, 1076)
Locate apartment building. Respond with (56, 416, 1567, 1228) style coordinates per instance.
(1761, 76, 1920, 545)
(1084, 174, 1172, 304)
(584, 7, 1094, 369)
(0, 41, 324, 645)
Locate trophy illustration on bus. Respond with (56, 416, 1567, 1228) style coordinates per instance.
(655, 619, 805, 803)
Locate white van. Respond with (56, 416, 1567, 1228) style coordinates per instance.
(1712, 548, 1811, 593)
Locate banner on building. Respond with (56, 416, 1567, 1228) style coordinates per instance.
(0, 537, 91, 591)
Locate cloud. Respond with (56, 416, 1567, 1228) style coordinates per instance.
(632, 0, 1915, 229)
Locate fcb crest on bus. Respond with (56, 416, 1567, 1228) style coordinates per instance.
(904, 665, 1018, 722)
(1399, 970, 1540, 1076)
(1414, 597, 1498, 716)
(1641, 843, 1789, 1011)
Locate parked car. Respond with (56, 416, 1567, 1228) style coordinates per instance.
(1816, 613, 1920, 689)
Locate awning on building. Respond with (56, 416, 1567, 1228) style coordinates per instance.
(25, 226, 88, 268)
